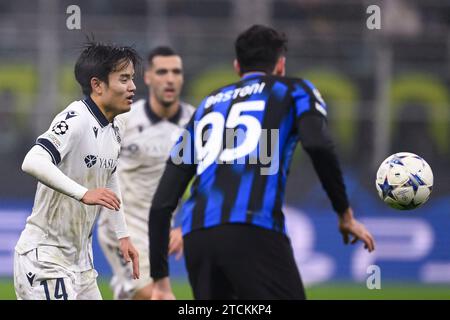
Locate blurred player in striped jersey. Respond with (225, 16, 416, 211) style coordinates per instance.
(97, 47, 195, 300)
(149, 25, 376, 300)
(14, 42, 140, 300)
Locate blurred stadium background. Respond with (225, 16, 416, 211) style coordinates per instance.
(0, 0, 449, 299)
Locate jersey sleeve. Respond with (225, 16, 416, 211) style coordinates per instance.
(22, 145, 88, 201)
(292, 79, 350, 215)
(35, 109, 84, 166)
(291, 79, 328, 121)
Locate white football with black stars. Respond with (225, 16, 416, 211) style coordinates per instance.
(375, 152, 433, 210)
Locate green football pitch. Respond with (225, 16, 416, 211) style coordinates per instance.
(1, 277, 449, 300)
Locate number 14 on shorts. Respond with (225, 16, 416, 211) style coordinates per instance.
(40, 278, 68, 300)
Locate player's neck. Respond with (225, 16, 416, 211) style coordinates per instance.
(241, 71, 266, 78)
(90, 95, 114, 123)
(149, 95, 179, 120)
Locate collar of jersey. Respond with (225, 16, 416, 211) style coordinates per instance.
(241, 72, 266, 80)
(82, 97, 110, 128)
(145, 100, 182, 125)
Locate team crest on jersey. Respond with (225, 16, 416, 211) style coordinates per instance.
(52, 121, 69, 135)
(84, 155, 97, 168)
(64, 110, 78, 120)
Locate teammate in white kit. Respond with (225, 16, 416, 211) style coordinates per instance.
(97, 46, 195, 300)
(14, 42, 140, 300)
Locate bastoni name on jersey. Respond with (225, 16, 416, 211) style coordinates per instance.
(205, 82, 266, 109)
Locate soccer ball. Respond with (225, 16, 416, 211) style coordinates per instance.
(375, 152, 433, 210)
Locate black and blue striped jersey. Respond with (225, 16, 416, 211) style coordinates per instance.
(171, 73, 339, 235)
(149, 73, 349, 279)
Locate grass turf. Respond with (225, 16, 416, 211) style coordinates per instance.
(1, 278, 449, 300)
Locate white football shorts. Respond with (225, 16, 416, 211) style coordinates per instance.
(14, 249, 101, 300)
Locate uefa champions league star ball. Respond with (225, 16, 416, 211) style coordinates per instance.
(375, 152, 433, 210)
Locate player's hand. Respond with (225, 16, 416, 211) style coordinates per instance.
(119, 237, 140, 279)
(81, 188, 121, 211)
(151, 277, 175, 300)
(168, 227, 183, 260)
(338, 207, 375, 252)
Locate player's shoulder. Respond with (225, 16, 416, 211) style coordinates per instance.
(50, 100, 89, 130)
(288, 76, 320, 92)
(268, 75, 312, 88)
(53, 100, 86, 118)
(38, 100, 88, 143)
(180, 101, 195, 117)
(283, 77, 325, 102)
(177, 101, 196, 126)
(234, 74, 321, 95)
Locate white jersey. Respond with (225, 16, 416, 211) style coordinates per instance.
(99, 99, 194, 233)
(16, 97, 125, 272)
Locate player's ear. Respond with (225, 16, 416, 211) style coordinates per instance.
(90, 77, 103, 95)
(233, 59, 242, 76)
(273, 56, 286, 76)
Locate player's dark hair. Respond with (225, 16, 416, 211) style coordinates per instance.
(147, 46, 178, 67)
(75, 41, 141, 96)
(235, 25, 287, 74)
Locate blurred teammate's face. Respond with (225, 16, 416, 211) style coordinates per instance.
(145, 55, 183, 108)
(95, 60, 136, 118)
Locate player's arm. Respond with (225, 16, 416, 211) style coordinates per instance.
(149, 161, 195, 278)
(24, 109, 122, 211)
(168, 182, 194, 260)
(151, 277, 175, 300)
(149, 115, 197, 299)
(298, 114, 376, 252)
(149, 161, 194, 299)
(298, 113, 348, 214)
(22, 145, 88, 200)
(298, 113, 375, 252)
(104, 171, 140, 279)
(168, 227, 183, 260)
(22, 145, 121, 211)
(294, 79, 375, 252)
(149, 116, 196, 277)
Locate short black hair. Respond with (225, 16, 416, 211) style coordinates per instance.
(74, 42, 141, 96)
(147, 46, 178, 67)
(235, 25, 287, 74)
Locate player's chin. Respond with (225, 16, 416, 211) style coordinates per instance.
(121, 102, 132, 113)
(162, 96, 176, 105)
(163, 91, 176, 99)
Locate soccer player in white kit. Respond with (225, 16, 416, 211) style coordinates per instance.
(97, 46, 195, 300)
(14, 42, 141, 300)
